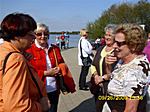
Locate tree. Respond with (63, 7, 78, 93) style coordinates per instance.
(87, 0, 150, 39)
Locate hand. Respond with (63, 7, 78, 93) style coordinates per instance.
(44, 67, 60, 76)
(105, 54, 117, 65)
(94, 75, 103, 85)
(103, 74, 111, 80)
(39, 96, 51, 112)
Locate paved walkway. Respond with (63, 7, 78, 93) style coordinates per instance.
(57, 48, 96, 112)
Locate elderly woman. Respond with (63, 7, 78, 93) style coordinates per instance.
(26, 23, 61, 112)
(26, 23, 76, 112)
(105, 23, 150, 112)
(90, 24, 117, 112)
(0, 13, 49, 112)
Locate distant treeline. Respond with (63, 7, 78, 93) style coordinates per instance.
(50, 31, 80, 35)
(87, 0, 150, 39)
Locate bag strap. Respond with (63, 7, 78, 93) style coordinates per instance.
(53, 48, 58, 66)
(2, 51, 43, 98)
(26, 65, 43, 98)
(2, 51, 19, 75)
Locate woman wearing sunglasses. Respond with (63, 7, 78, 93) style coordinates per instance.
(26, 23, 61, 112)
(105, 23, 150, 112)
(26, 23, 76, 112)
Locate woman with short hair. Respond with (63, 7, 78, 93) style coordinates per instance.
(0, 13, 49, 112)
(105, 23, 149, 112)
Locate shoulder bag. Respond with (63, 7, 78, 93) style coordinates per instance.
(53, 49, 69, 95)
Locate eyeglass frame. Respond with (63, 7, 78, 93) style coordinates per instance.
(114, 40, 126, 47)
(35, 32, 49, 37)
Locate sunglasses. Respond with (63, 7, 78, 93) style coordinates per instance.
(36, 32, 49, 37)
(114, 40, 126, 47)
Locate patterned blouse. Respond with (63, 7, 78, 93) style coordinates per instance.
(108, 55, 150, 97)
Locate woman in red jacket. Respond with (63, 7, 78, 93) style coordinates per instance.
(26, 23, 63, 112)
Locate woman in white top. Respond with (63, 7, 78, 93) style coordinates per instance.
(78, 29, 93, 90)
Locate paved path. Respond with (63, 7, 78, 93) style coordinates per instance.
(57, 48, 96, 112)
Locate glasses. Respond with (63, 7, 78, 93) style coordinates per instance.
(36, 32, 49, 37)
(114, 40, 126, 47)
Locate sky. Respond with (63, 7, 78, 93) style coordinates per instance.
(0, 0, 149, 32)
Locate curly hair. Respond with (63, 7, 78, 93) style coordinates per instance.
(115, 23, 146, 54)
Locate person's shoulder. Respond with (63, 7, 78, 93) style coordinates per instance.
(5, 51, 25, 64)
(51, 44, 60, 49)
(97, 45, 105, 51)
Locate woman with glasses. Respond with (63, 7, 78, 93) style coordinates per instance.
(90, 24, 117, 112)
(0, 13, 49, 112)
(105, 23, 150, 112)
(26, 23, 62, 112)
(26, 23, 76, 112)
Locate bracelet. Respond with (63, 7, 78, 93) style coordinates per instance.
(102, 76, 106, 81)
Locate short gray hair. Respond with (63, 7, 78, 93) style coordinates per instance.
(35, 23, 49, 32)
(104, 24, 117, 34)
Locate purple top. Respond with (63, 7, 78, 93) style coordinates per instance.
(143, 41, 150, 62)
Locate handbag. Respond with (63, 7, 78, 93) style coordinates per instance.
(90, 76, 107, 96)
(81, 56, 92, 66)
(53, 49, 69, 95)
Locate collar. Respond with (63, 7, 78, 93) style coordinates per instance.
(35, 39, 51, 49)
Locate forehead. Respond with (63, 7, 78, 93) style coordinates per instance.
(115, 32, 125, 41)
(105, 29, 113, 34)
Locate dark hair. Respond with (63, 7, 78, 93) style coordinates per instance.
(0, 13, 37, 41)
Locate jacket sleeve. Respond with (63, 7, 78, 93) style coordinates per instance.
(3, 54, 42, 112)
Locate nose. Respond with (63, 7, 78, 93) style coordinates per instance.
(41, 33, 45, 38)
(113, 42, 118, 49)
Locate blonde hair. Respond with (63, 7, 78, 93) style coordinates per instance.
(80, 29, 88, 36)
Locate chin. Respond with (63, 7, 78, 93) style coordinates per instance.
(40, 41, 47, 45)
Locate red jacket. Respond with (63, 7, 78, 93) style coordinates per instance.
(26, 43, 64, 84)
(26, 43, 76, 93)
